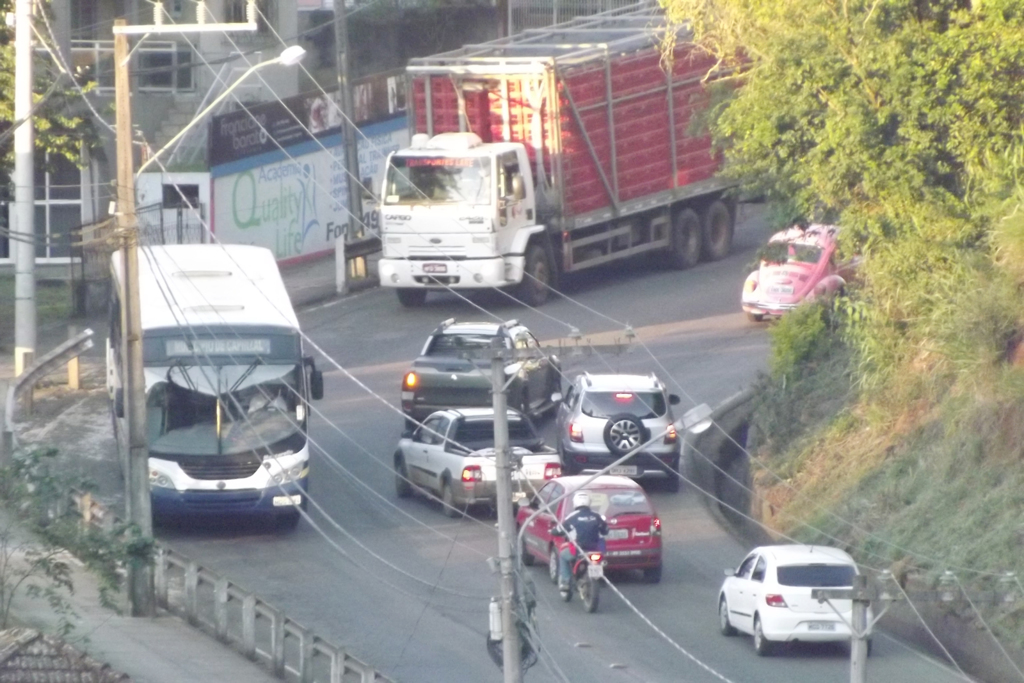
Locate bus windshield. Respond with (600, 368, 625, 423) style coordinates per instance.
(146, 363, 304, 457)
(383, 156, 492, 205)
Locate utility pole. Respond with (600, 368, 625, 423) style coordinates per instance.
(12, 0, 35, 377)
(491, 348, 522, 683)
(333, 0, 363, 241)
(813, 573, 872, 683)
(114, 18, 154, 618)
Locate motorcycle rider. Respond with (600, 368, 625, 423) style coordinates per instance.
(558, 491, 608, 591)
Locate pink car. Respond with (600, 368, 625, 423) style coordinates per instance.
(741, 224, 855, 322)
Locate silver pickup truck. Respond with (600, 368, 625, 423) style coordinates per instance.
(393, 407, 562, 517)
(400, 318, 561, 425)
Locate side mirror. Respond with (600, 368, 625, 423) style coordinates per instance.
(669, 394, 681, 406)
(114, 388, 124, 418)
(550, 392, 562, 404)
(512, 174, 525, 201)
(310, 370, 324, 400)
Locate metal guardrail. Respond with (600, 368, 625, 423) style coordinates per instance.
(68, 492, 393, 683)
(1, 329, 95, 461)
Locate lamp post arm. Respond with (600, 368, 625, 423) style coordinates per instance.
(135, 57, 277, 177)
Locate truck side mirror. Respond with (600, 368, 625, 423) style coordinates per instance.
(310, 369, 324, 400)
(512, 174, 525, 201)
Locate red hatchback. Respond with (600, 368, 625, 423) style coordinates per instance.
(517, 475, 663, 583)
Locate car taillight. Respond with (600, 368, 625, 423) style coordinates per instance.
(403, 372, 417, 389)
(461, 465, 482, 482)
(588, 552, 603, 563)
(765, 594, 787, 607)
(651, 517, 661, 536)
(543, 463, 561, 480)
(569, 422, 584, 443)
(744, 278, 758, 293)
(664, 424, 677, 444)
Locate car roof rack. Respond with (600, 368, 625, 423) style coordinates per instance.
(503, 318, 519, 329)
(433, 318, 457, 334)
(583, 371, 593, 387)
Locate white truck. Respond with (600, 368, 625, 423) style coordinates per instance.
(378, 4, 736, 307)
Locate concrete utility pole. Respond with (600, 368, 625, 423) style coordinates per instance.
(333, 0, 363, 241)
(813, 573, 872, 683)
(114, 19, 155, 618)
(491, 349, 522, 683)
(13, 0, 36, 377)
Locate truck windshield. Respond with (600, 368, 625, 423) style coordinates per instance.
(384, 156, 491, 205)
(146, 364, 304, 457)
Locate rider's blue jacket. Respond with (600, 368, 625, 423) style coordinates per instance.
(562, 506, 608, 551)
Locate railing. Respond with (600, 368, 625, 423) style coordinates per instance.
(136, 202, 208, 246)
(65, 492, 393, 683)
(509, 0, 640, 33)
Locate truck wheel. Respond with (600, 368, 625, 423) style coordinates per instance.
(666, 208, 702, 270)
(396, 288, 427, 307)
(701, 200, 733, 262)
(519, 244, 551, 306)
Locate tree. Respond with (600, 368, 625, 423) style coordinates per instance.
(662, 0, 1024, 387)
(0, 0, 94, 179)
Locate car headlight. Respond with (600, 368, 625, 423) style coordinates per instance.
(743, 277, 758, 294)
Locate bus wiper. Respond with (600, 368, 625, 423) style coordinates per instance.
(166, 358, 197, 392)
(228, 357, 264, 394)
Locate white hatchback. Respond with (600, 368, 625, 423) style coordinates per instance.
(718, 545, 870, 656)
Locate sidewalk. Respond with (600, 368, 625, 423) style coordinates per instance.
(279, 249, 381, 309)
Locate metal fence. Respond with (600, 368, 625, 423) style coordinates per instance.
(136, 202, 208, 247)
(509, 0, 642, 34)
(68, 492, 394, 683)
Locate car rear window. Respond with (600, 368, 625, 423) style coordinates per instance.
(581, 489, 652, 518)
(581, 391, 666, 419)
(452, 418, 540, 452)
(776, 564, 856, 587)
(426, 333, 498, 356)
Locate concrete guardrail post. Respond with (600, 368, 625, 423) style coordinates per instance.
(299, 628, 313, 683)
(329, 648, 344, 683)
(154, 548, 167, 608)
(185, 561, 199, 626)
(271, 609, 286, 677)
(241, 594, 257, 660)
(67, 325, 80, 390)
(214, 577, 229, 642)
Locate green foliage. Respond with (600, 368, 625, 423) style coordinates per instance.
(767, 302, 829, 379)
(0, 449, 140, 615)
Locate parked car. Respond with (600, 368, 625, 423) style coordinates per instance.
(717, 544, 871, 656)
(741, 224, 858, 322)
(517, 474, 663, 582)
(554, 373, 682, 492)
(393, 408, 561, 517)
(400, 318, 561, 423)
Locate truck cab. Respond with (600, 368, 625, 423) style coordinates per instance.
(378, 132, 547, 307)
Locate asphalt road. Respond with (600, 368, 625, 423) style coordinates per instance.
(157, 206, 974, 683)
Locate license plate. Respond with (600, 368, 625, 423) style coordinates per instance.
(511, 491, 526, 502)
(607, 528, 629, 540)
(273, 495, 302, 507)
(807, 622, 836, 631)
(587, 564, 604, 579)
(768, 285, 794, 295)
(609, 465, 638, 476)
(422, 263, 447, 274)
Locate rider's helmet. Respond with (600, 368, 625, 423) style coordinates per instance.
(573, 491, 591, 509)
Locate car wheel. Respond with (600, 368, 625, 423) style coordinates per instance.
(441, 480, 460, 519)
(719, 597, 737, 636)
(603, 413, 648, 456)
(394, 452, 412, 499)
(753, 615, 774, 656)
(746, 312, 765, 323)
(519, 243, 551, 306)
(643, 564, 662, 584)
(665, 208, 702, 270)
(548, 545, 560, 584)
(701, 200, 733, 262)
(396, 288, 427, 308)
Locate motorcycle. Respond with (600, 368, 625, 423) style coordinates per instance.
(557, 542, 606, 613)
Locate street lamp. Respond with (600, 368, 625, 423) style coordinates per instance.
(136, 45, 307, 176)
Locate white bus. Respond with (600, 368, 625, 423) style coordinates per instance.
(106, 244, 323, 528)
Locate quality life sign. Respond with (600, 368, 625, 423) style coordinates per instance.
(210, 88, 408, 263)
